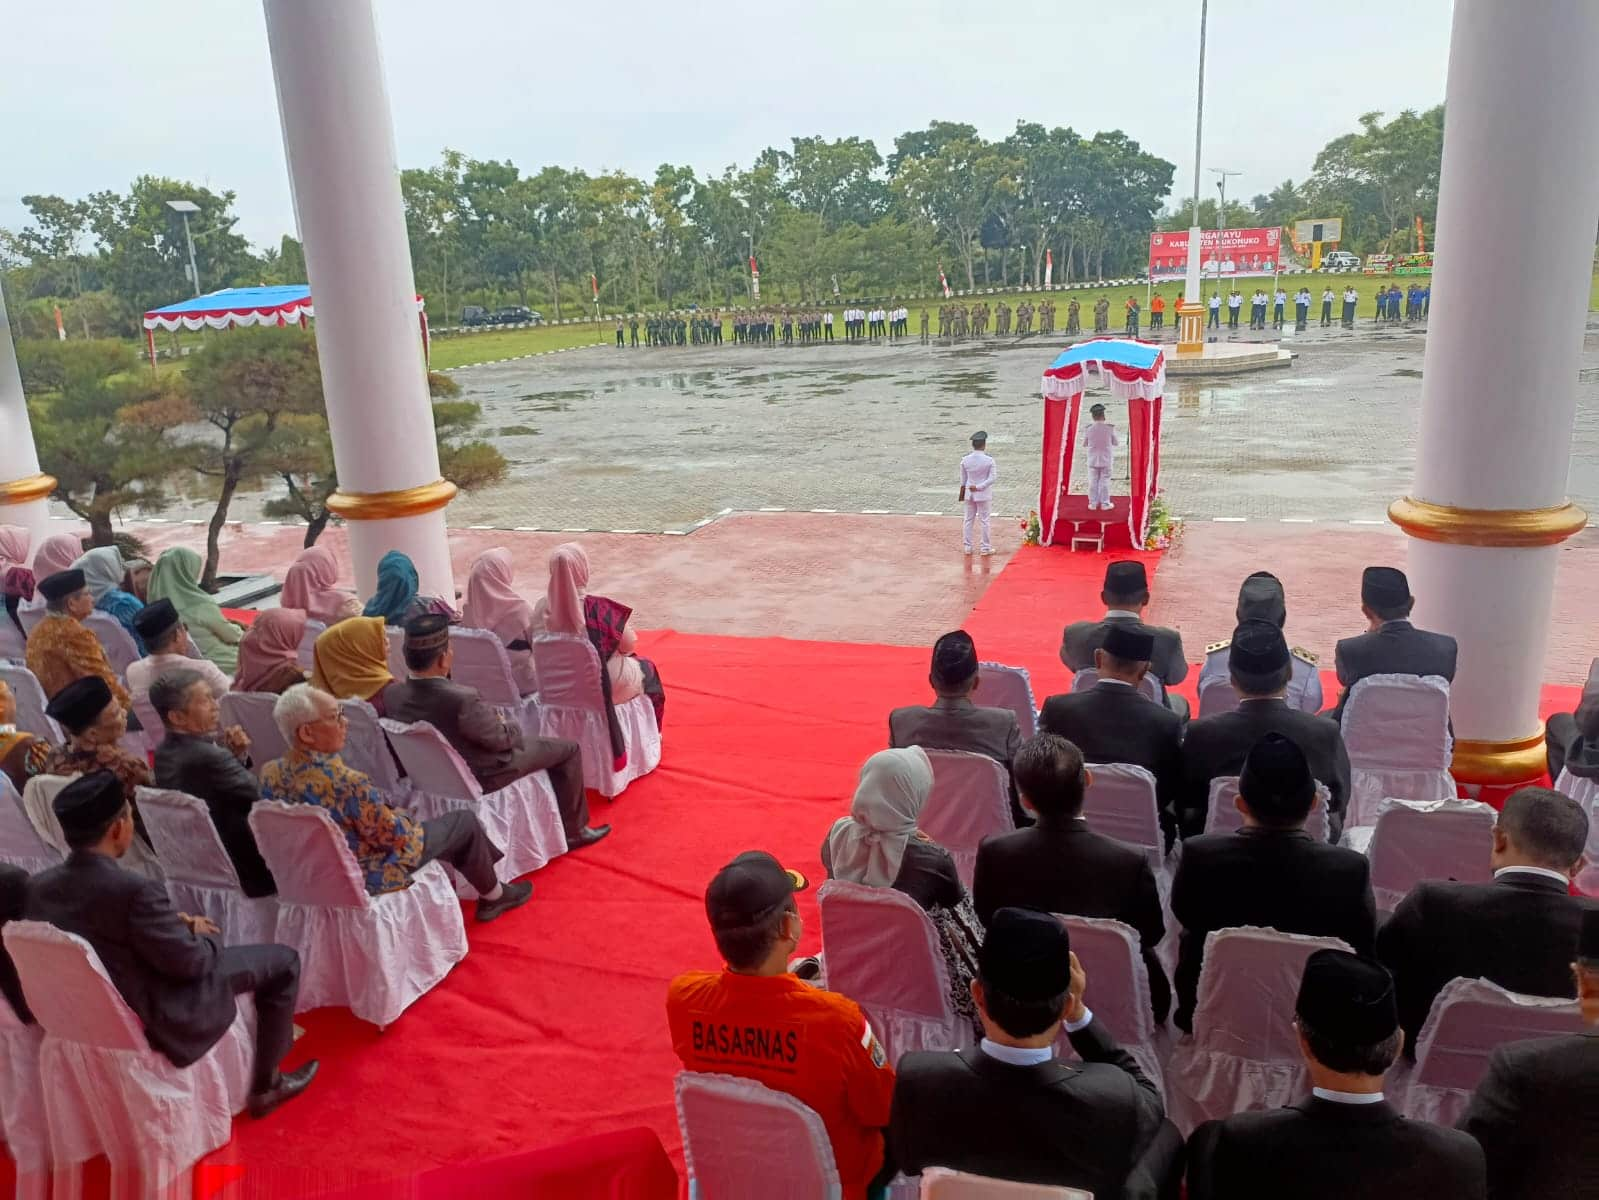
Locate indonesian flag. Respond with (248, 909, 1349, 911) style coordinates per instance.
(1045, 249, 1054, 287)
(590, 273, 599, 300)
(53, 306, 65, 341)
(749, 255, 760, 300)
(939, 265, 951, 299)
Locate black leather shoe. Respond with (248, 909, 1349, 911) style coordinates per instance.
(248, 1060, 319, 1119)
(476, 879, 533, 922)
(566, 824, 612, 850)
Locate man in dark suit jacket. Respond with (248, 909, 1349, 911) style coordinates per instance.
(148, 667, 276, 898)
(1041, 624, 1184, 841)
(0, 863, 31, 1024)
(1377, 785, 1596, 1054)
(1457, 908, 1599, 1200)
(1187, 950, 1486, 1199)
(1179, 621, 1352, 839)
(973, 732, 1170, 1022)
(1060, 559, 1189, 720)
(1330, 565, 1457, 722)
(1171, 732, 1375, 1032)
(382, 615, 609, 849)
(24, 771, 316, 1116)
(890, 908, 1182, 1198)
(889, 629, 1022, 822)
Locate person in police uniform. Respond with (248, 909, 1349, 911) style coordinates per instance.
(1329, 566, 1457, 723)
(1197, 572, 1322, 715)
(1061, 560, 1189, 720)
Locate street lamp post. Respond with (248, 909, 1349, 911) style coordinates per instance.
(166, 199, 202, 297)
(1175, 0, 1210, 353)
(1211, 168, 1242, 296)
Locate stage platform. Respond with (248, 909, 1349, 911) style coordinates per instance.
(1048, 495, 1136, 551)
(1164, 340, 1295, 375)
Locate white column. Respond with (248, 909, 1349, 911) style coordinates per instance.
(263, 0, 455, 600)
(0, 281, 54, 558)
(1394, 0, 1599, 783)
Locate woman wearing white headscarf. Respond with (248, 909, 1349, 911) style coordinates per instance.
(74, 545, 147, 654)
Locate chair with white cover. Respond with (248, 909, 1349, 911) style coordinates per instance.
(220, 691, 289, 778)
(130, 692, 167, 756)
(0, 617, 24, 664)
(449, 627, 540, 739)
(1401, 977, 1582, 1126)
(296, 619, 326, 671)
(84, 611, 141, 681)
(1553, 769, 1599, 895)
(976, 662, 1038, 740)
(1166, 926, 1353, 1135)
(1341, 674, 1454, 829)
(380, 718, 567, 897)
(15, 606, 43, 640)
(1342, 797, 1497, 912)
(339, 697, 409, 801)
(1203, 776, 1332, 843)
(817, 880, 964, 1066)
(1084, 763, 1167, 886)
(0, 974, 47, 1198)
(1071, 667, 1160, 702)
(531, 633, 661, 798)
(1054, 915, 1166, 1103)
(675, 1071, 841, 1200)
(2, 920, 256, 1193)
(135, 787, 278, 944)
(0, 665, 60, 745)
(920, 1167, 1091, 1200)
(22, 774, 164, 885)
(919, 749, 1014, 890)
(0, 776, 60, 874)
(247, 799, 466, 1027)
(1195, 674, 1241, 719)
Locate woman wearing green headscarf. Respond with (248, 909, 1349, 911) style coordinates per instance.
(147, 547, 244, 672)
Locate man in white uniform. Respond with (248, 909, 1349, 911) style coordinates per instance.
(1083, 403, 1118, 511)
(960, 430, 997, 556)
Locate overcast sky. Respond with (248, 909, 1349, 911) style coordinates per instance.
(1, 0, 1456, 250)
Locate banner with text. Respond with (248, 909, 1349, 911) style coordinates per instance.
(1148, 227, 1282, 281)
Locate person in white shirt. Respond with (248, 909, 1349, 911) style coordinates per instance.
(1207, 293, 1221, 329)
(823, 309, 834, 341)
(125, 598, 231, 709)
(1321, 287, 1336, 326)
(1342, 286, 1359, 328)
(1082, 403, 1118, 511)
(1273, 288, 1288, 329)
(1227, 290, 1242, 331)
(959, 430, 998, 556)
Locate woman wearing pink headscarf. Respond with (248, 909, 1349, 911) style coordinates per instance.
(234, 607, 312, 695)
(461, 548, 538, 696)
(18, 532, 83, 620)
(280, 545, 363, 627)
(0, 526, 34, 644)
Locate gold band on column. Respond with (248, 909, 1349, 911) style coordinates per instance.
(1450, 730, 1547, 786)
(0, 473, 57, 506)
(325, 478, 457, 521)
(1388, 496, 1588, 547)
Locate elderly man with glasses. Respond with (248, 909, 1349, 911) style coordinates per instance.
(260, 683, 531, 921)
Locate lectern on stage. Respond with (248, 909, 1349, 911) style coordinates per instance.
(1039, 337, 1165, 552)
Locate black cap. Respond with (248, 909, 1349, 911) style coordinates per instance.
(979, 908, 1072, 1000)
(1104, 560, 1148, 595)
(1580, 909, 1599, 966)
(1103, 624, 1154, 662)
(1296, 950, 1399, 1044)
(403, 613, 451, 653)
(971, 430, 988, 445)
(1229, 620, 1290, 676)
(705, 851, 807, 931)
(52, 770, 126, 841)
(38, 569, 86, 603)
(1362, 566, 1410, 610)
(132, 599, 180, 644)
(931, 630, 979, 688)
(1239, 732, 1314, 810)
(1236, 572, 1287, 627)
(45, 675, 114, 735)
(1089, 403, 1106, 417)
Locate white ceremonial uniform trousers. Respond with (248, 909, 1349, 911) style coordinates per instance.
(963, 499, 992, 552)
(1088, 467, 1112, 510)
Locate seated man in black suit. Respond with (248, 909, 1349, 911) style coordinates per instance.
(150, 667, 276, 898)
(1178, 621, 1351, 840)
(973, 733, 1169, 1023)
(0, 863, 31, 1025)
(25, 771, 316, 1116)
(382, 615, 609, 849)
(1458, 908, 1599, 1200)
(1187, 950, 1486, 1199)
(889, 630, 1022, 822)
(889, 907, 1182, 1197)
(1060, 559, 1189, 720)
(1330, 565, 1457, 722)
(1376, 785, 1595, 1055)
(1171, 732, 1375, 1032)
(1543, 659, 1599, 784)
(1040, 624, 1184, 842)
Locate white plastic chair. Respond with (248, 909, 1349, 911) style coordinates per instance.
(449, 627, 541, 740)
(976, 662, 1038, 740)
(296, 619, 326, 671)
(0, 665, 61, 745)
(1084, 763, 1166, 882)
(219, 691, 289, 778)
(1195, 674, 1241, 719)
(1204, 776, 1332, 843)
(84, 611, 141, 681)
(247, 799, 467, 1027)
(531, 633, 661, 798)
(385, 626, 407, 681)
(817, 880, 964, 1066)
(919, 749, 1014, 889)
(1341, 674, 1454, 829)
(1166, 926, 1353, 1135)
(920, 1168, 1091, 1199)
(1553, 769, 1599, 895)
(0, 617, 25, 664)
(0, 776, 61, 874)
(1071, 667, 1161, 702)
(339, 697, 408, 800)
(1402, 977, 1582, 1126)
(675, 1071, 841, 1200)
(380, 718, 567, 897)
(1342, 797, 1497, 912)
(0, 972, 46, 1197)
(135, 787, 278, 944)
(1055, 915, 1166, 1103)
(15, 604, 44, 640)
(2, 920, 256, 1193)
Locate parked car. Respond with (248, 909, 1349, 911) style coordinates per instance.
(460, 305, 492, 326)
(1321, 250, 1361, 270)
(491, 306, 535, 325)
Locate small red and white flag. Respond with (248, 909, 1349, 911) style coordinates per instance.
(938, 265, 951, 299)
(1044, 249, 1054, 287)
(749, 255, 761, 300)
(590, 273, 599, 301)
(53, 306, 65, 341)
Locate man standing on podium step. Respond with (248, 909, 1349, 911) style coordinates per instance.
(1083, 403, 1118, 511)
(960, 430, 997, 556)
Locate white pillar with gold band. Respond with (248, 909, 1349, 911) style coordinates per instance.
(1392, 0, 1599, 785)
(0, 281, 55, 558)
(263, 0, 455, 600)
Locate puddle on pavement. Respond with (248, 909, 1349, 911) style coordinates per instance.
(1389, 368, 1423, 378)
(939, 370, 996, 399)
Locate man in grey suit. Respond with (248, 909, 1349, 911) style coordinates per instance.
(1061, 560, 1189, 720)
(1457, 907, 1599, 1199)
(25, 771, 316, 1117)
(1330, 566, 1457, 722)
(382, 615, 610, 850)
